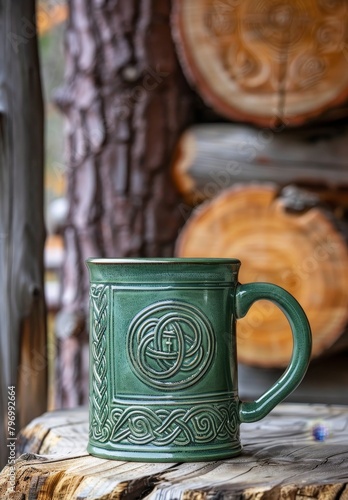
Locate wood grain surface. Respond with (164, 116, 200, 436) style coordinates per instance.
(1, 404, 348, 499)
(171, 123, 348, 205)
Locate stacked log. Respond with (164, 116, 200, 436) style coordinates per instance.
(176, 183, 348, 367)
(172, 124, 348, 206)
(172, 0, 348, 126)
(171, 1, 348, 369)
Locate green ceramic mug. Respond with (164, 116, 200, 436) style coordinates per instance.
(86, 258, 311, 462)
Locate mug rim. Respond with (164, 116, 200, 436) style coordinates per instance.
(86, 257, 241, 265)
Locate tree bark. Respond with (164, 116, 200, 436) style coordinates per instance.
(55, 0, 194, 407)
(0, 0, 47, 468)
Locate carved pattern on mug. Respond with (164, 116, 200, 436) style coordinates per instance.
(127, 300, 215, 390)
(108, 401, 238, 446)
(90, 284, 112, 442)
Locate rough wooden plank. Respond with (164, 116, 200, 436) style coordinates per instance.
(16, 408, 88, 457)
(1, 453, 176, 499)
(1, 404, 347, 499)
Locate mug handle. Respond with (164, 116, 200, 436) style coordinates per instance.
(235, 282, 312, 423)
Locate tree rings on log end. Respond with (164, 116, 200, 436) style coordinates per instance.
(176, 184, 348, 367)
(172, 0, 348, 127)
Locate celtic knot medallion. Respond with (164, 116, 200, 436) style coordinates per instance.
(127, 300, 215, 390)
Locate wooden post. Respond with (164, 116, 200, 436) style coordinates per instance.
(0, 0, 47, 468)
(55, 0, 194, 407)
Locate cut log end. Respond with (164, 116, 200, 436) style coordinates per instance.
(172, 1, 348, 126)
(176, 184, 348, 367)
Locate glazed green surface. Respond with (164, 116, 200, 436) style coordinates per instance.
(87, 258, 311, 462)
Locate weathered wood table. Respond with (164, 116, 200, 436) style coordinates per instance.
(1, 404, 348, 499)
